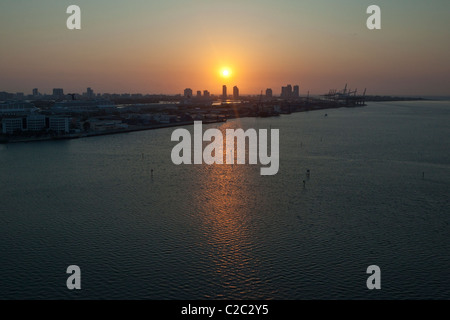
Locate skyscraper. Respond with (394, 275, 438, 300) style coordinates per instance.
(233, 86, 239, 99)
(203, 90, 210, 97)
(281, 84, 299, 99)
(32, 88, 39, 96)
(287, 85, 292, 98)
(196, 90, 202, 98)
(222, 85, 227, 99)
(87, 87, 94, 98)
(266, 88, 273, 98)
(184, 88, 193, 98)
(293, 85, 299, 98)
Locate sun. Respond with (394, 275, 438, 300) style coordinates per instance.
(221, 68, 231, 78)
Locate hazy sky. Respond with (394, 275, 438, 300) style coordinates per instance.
(1, 0, 449, 95)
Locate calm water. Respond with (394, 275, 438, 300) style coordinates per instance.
(1, 101, 449, 300)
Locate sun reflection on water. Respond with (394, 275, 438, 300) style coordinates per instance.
(191, 121, 276, 299)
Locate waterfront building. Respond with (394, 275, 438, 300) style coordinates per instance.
(48, 117, 70, 133)
(1, 117, 23, 134)
(2, 115, 71, 134)
(233, 86, 239, 99)
(26, 115, 46, 131)
(89, 118, 126, 131)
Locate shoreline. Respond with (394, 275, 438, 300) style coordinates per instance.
(1, 101, 370, 144)
(0, 119, 226, 144)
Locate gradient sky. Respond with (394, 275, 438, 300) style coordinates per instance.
(0, 0, 449, 96)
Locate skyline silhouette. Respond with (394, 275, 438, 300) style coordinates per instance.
(0, 1, 449, 95)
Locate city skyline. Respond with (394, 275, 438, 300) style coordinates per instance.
(1, 84, 296, 98)
(0, 1, 449, 95)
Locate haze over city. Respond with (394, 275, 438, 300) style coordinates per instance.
(0, 0, 449, 96)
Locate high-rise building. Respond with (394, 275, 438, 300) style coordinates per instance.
(32, 88, 39, 96)
(196, 91, 202, 98)
(233, 86, 239, 99)
(53, 88, 64, 98)
(184, 88, 193, 98)
(87, 87, 94, 98)
(293, 85, 299, 98)
(203, 90, 210, 97)
(266, 88, 273, 98)
(281, 84, 298, 99)
(287, 85, 292, 98)
(222, 85, 227, 99)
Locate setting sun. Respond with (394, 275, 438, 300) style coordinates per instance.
(221, 69, 231, 78)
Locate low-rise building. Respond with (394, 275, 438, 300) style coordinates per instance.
(90, 119, 125, 131)
(0, 101, 38, 116)
(49, 117, 70, 133)
(26, 115, 46, 131)
(2, 118, 24, 134)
